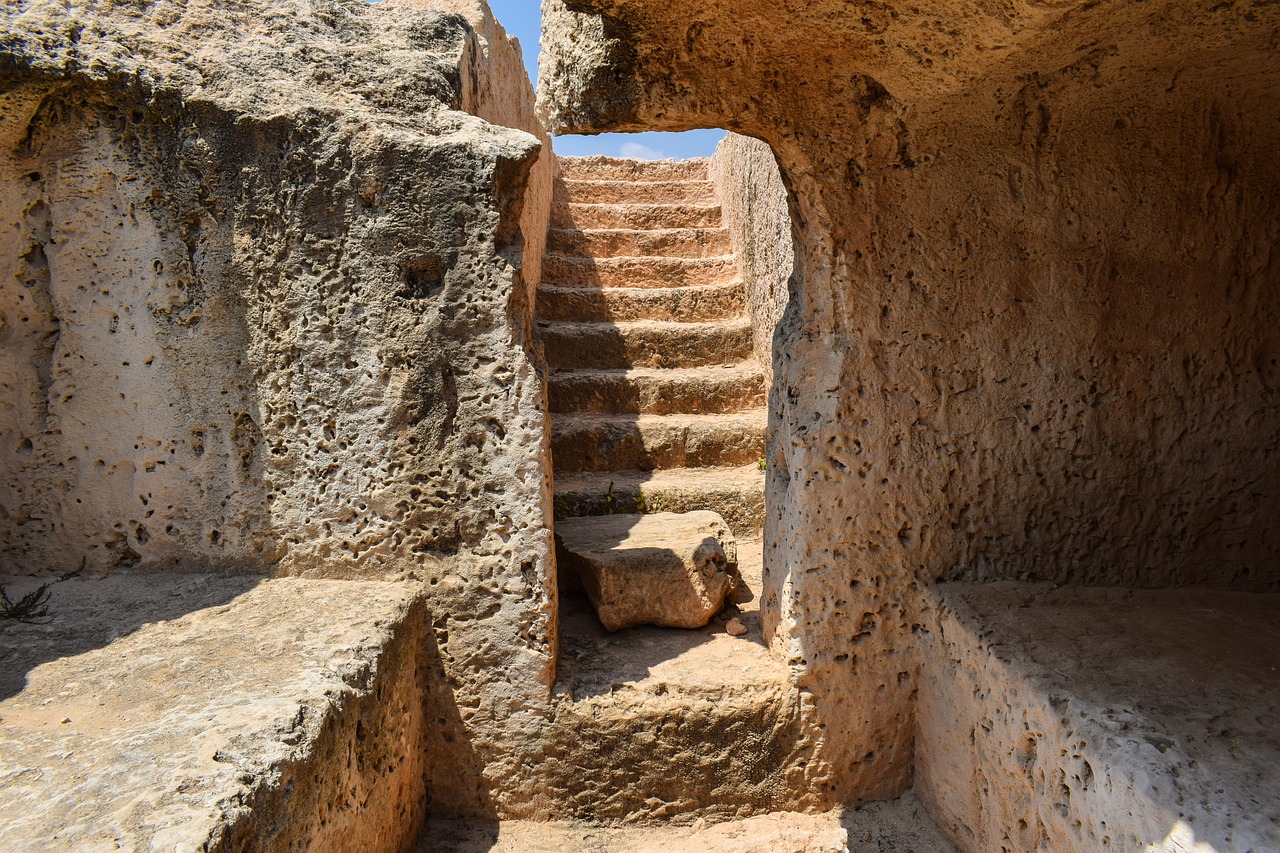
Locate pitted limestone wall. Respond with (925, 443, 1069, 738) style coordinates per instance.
(0, 0, 553, 584)
(394, 0, 555, 323)
(384, 0, 562, 817)
(539, 0, 1280, 808)
(709, 134, 793, 380)
(0, 87, 273, 575)
(2, 0, 558, 821)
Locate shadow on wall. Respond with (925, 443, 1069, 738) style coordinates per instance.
(420, 599, 500, 822)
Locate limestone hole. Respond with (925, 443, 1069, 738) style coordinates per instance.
(401, 253, 454, 300)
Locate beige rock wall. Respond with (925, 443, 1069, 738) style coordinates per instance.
(399, 0, 555, 317)
(0, 0, 553, 582)
(383, 0, 562, 818)
(539, 0, 1280, 810)
(2, 0, 557, 821)
(0, 86, 271, 575)
(709, 134, 793, 378)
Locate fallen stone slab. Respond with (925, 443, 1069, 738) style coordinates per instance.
(0, 574, 429, 853)
(555, 511, 737, 631)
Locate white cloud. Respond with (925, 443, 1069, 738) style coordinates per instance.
(619, 142, 666, 160)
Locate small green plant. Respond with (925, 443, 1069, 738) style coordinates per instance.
(633, 492, 648, 514)
(645, 491, 666, 513)
(0, 583, 52, 623)
(602, 481, 616, 515)
(555, 497, 571, 518)
(757, 456, 767, 472)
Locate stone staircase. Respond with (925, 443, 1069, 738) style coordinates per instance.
(527, 157, 806, 824)
(539, 156, 767, 534)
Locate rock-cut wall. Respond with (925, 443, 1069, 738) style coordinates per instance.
(1, 0, 558, 820)
(1, 0, 553, 586)
(539, 0, 1280, 811)
(709, 134, 793, 380)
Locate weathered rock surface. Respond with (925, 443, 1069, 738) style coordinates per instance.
(1, 0, 552, 584)
(0, 0, 561, 822)
(556, 511, 735, 630)
(3, 0, 1276, 842)
(0, 575, 428, 852)
(539, 0, 1280, 816)
(917, 583, 1280, 852)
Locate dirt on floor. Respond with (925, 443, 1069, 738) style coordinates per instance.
(419, 791, 956, 852)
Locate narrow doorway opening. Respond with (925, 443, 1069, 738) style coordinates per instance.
(536, 131, 793, 690)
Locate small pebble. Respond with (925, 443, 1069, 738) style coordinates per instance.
(725, 617, 748, 637)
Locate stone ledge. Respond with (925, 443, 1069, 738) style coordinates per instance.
(917, 582, 1280, 852)
(0, 574, 429, 852)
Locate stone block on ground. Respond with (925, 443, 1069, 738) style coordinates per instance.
(555, 511, 737, 631)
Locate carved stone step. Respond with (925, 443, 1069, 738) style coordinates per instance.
(551, 202, 724, 231)
(553, 465, 767, 533)
(419, 797, 953, 852)
(559, 178, 717, 205)
(558, 155, 710, 183)
(536, 281, 746, 324)
(542, 255, 738, 289)
(547, 226, 732, 259)
(548, 365, 767, 416)
(541, 318, 754, 371)
(551, 412, 767, 473)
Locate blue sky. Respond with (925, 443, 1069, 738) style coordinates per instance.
(488, 0, 725, 160)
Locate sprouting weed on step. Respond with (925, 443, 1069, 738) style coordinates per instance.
(639, 492, 666, 514)
(0, 583, 53, 623)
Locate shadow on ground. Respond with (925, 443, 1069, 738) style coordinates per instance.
(0, 572, 264, 702)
